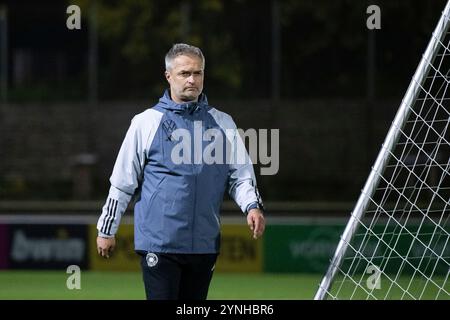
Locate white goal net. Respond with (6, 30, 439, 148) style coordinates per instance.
(315, 2, 450, 300)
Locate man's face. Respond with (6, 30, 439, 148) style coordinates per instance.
(165, 54, 204, 104)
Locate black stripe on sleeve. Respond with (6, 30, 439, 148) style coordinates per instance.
(106, 199, 118, 235)
(102, 199, 115, 235)
(101, 198, 112, 233)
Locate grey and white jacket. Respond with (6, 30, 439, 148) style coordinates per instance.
(97, 90, 263, 253)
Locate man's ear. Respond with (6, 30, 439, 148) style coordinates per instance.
(165, 70, 171, 83)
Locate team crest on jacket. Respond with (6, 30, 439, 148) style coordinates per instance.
(162, 119, 177, 141)
(146, 252, 158, 267)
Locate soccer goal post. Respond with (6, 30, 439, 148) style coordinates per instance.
(315, 2, 450, 300)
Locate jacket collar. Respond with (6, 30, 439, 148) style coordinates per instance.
(158, 89, 209, 113)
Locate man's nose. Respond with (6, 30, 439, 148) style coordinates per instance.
(187, 75, 195, 83)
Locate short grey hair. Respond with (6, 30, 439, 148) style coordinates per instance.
(165, 43, 205, 71)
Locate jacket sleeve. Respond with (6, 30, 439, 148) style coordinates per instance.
(226, 120, 264, 215)
(97, 115, 149, 237)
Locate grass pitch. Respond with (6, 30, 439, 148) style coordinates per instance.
(0, 271, 320, 300)
(0, 271, 447, 299)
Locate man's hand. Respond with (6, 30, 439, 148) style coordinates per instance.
(97, 236, 116, 259)
(247, 209, 265, 239)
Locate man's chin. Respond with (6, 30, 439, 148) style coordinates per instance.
(180, 93, 200, 102)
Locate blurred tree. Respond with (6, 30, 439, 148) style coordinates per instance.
(279, 0, 447, 98)
(1, 0, 447, 102)
(74, 0, 242, 100)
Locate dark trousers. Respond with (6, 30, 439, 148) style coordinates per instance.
(140, 252, 218, 300)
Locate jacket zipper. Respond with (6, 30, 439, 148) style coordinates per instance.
(190, 111, 197, 251)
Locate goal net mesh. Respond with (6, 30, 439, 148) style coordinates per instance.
(316, 3, 450, 300)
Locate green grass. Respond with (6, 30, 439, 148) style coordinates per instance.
(328, 274, 450, 300)
(0, 271, 320, 300)
(209, 273, 320, 299)
(0, 271, 447, 299)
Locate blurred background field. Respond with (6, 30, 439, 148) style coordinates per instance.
(1, 0, 448, 202)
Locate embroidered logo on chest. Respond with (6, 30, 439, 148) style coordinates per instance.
(162, 119, 177, 141)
